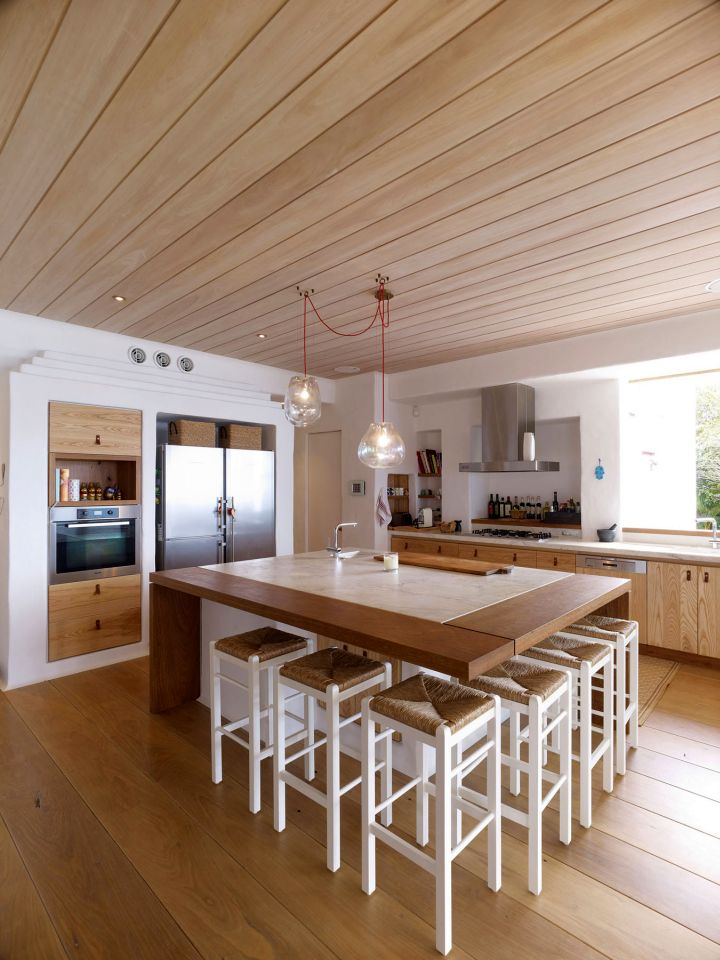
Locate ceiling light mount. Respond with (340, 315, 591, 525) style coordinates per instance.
(112, 294, 126, 302)
(373, 274, 393, 302)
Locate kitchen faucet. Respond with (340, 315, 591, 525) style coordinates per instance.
(696, 517, 720, 549)
(326, 522, 358, 557)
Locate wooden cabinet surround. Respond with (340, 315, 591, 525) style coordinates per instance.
(48, 401, 142, 506)
(390, 535, 720, 661)
(49, 401, 142, 456)
(48, 575, 142, 661)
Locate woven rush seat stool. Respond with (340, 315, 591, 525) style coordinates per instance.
(210, 627, 312, 814)
(464, 657, 571, 895)
(362, 673, 501, 956)
(518, 632, 614, 829)
(274, 646, 392, 873)
(564, 615, 639, 775)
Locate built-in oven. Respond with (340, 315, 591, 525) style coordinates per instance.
(49, 505, 142, 584)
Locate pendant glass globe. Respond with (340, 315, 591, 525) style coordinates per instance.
(357, 421, 405, 468)
(284, 374, 321, 427)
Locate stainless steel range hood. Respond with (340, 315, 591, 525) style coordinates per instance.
(459, 383, 559, 473)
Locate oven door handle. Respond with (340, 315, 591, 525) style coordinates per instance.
(66, 521, 131, 528)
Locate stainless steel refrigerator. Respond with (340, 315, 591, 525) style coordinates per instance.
(156, 445, 275, 570)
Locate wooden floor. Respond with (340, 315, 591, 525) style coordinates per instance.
(1, 658, 719, 960)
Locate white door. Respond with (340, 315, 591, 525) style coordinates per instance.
(307, 431, 342, 552)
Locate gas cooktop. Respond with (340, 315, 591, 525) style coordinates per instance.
(473, 528, 552, 541)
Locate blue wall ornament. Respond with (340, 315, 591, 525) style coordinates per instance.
(594, 458, 605, 480)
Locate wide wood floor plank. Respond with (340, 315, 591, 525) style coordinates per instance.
(624, 745, 720, 801)
(645, 708, 720, 748)
(638, 723, 720, 774)
(52, 669, 457, 960)
(0, 808, 67, 960)
(6, 682, 337, 960)
(0, 694, 201, 960)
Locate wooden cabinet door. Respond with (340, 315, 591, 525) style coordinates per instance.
(49, 402, 141, 456)
(48, 574, 141, 661)
(536, 552, 576, 573)
(647, 562, 698, 653)
(575, 564, 647, 644)
(698, 567, 720, 658)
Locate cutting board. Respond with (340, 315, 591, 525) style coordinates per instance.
(373, 554, 513, 576)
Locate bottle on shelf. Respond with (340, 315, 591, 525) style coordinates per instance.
(519, 496, 525, 518)
(553, 490, 560, 513)
(536, 496, 542, 521)
(504, 495, 511, 518)
(495, 493, 501, 517)
(543, 500, 550, 520)
(488, 492, 495, 519)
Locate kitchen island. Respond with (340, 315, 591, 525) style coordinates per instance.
(149, 551, 629, 712)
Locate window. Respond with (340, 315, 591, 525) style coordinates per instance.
(624, 373, 720, 530)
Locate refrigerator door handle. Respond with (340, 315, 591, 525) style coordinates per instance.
(228, 496, 235, 561)
(216, 497, 224, 532)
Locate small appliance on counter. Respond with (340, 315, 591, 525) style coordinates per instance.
(416, 507, 434, 528)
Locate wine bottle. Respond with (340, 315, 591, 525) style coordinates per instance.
(553, 490, 559, 513)
(488, 493, 494, 519)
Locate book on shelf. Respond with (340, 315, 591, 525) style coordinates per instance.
(416, 448, 442, 475)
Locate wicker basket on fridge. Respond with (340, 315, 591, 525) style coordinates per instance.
(168, 419, 216, 447)
(219, 423, 262, 450)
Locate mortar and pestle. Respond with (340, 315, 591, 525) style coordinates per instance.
(597, 523, 617, 543)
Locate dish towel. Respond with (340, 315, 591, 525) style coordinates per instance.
(376, 491, 392, 527)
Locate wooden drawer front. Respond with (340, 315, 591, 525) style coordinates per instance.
(390, 537, 435, 554)
(49, 402, 141, 456)
(536, 552, 576, 573)
(48, 605, 141, 661)
(49, 575, 141, 618)
(458, 544, 536, 567)
(433, 542, 460, 558)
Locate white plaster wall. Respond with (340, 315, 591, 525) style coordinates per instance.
(0, 308, 335, 689)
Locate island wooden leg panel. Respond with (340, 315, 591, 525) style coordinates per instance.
(149, 584, 201, 712)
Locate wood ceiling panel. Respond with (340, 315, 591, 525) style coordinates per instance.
(0, 0, 398, 309)
(231, 234, 720, 364)
(0, 0, 175, 262)
(55, 0, 609, 330)
(5, 0, 492, 314)
(110, 29, 720, 348)
(178, 95, 720, 353)
(0, 0, 67, 150)
(154, 127, 720, 357)
(1, 0, 718, 374)
(0, 0, 287, 308)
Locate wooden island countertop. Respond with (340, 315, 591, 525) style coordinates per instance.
(149, 551, 630, 712)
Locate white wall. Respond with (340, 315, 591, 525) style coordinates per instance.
(0, 308, 335, 689)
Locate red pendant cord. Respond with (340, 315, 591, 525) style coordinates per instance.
(302, 280, 390, 418)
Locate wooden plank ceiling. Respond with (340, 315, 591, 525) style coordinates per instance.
(1, 0, 719, 377)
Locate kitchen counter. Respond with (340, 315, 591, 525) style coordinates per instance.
(391, 529, 720, 565)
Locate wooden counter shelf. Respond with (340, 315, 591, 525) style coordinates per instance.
(471, 517, 582, 529)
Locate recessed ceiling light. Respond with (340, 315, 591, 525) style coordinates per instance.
(112, 294, 126, 302)
(334, 365, 361, 374)
(705, 278, 720, 293)
(257, 333, 267, 340)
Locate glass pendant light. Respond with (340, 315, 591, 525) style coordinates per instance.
(284, 374, 321, 427)
(358, 420, 405, 467)
(284, 292, 321, 427)
(357, 281, 405, 468)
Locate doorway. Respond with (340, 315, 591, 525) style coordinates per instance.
(307, 431, 342, 551)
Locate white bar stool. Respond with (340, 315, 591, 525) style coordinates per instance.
(564, 615, 639, 775)
(362, 673, 502, 957)
(464, 657, 572, 895)
(209, 627, 312, 813)
(518, 632, 614, 828)
(274, 646, 392, 872)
